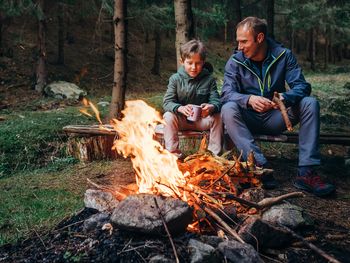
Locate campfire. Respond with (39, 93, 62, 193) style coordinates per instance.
(80, 100, 341, 263)
(84, 101, 302, 236)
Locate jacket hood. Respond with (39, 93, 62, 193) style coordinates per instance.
(178, 65, 211, 80)
(233, 37, 285, 62)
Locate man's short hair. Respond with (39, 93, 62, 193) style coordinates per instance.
(237, 17, 267, 38)
(180, 39, 207, 61)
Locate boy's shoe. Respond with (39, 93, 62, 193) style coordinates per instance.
(171, 150, 186, 161)
(293, 169, 335, 197)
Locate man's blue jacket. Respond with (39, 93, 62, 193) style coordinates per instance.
(221, 38, 311, 109)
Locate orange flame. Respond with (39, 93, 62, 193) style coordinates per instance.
(111, 100, 188, 199)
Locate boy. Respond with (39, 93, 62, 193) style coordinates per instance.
(163, 39, 222, 158)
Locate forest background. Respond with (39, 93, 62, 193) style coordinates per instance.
(0, 0, 350, 246)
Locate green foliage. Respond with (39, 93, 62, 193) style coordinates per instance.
(0, 0, 35, 17)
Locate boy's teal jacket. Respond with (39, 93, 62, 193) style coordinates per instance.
(163, 66, 221, 113)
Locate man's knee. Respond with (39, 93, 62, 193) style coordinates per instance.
(221, 102, 240, 121)
(300, 97, 320, 113)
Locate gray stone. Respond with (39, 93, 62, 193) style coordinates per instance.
(262, 203, 314, 229)
(110, 194, 193, 235)
(84, 189, 120, 212)
(188, 239, 220, 263)
(83, 213, 110, 232)
(238, 216, 293, 248)
(344, 158, 350, 167)
(149, 255, 174, 263)
(44, 81, 87, 99)
(199, 235, 225, 247)
(217, 240, 263, 263)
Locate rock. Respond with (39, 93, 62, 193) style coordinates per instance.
(83, 213, 110, 232)
(199, 235, 225, 247)
(97, 101, 110, 107)
(262, 203, 314, 229)
(84, 189, 120, 212)
(149, 255, 174, 263)
(344, 158, 350, 167)
(239, 188, 265, 203)
(110, 194, 193, 235)
(238, 216, 293, 248)
(217, 240, 263, 263)
(44, 81, 87, 99)
(188, 239, 220, 263)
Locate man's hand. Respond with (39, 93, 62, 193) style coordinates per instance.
(200, 103, 215, 118)
(248, 95, 275, 112)
(177, 105, 193, 117)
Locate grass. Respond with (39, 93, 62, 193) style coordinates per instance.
(0, 160, 116, 245)
(0, 70, 349, 246)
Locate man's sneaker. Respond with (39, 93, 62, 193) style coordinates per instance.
(294, 170, 335, 197)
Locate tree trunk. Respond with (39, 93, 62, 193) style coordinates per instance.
(266, 0, 274, 39)
(151, 27, 161, 75)
(109, 0, 128, 120)
(0, 13, 3, 51)
(35, 0, 48, 93)
(174, 0, 194, 68)
(324, 35, 329, 70)
(225, 0, 241, 44)
(57, 2, 65, 65)
(309, 28, 316, 71)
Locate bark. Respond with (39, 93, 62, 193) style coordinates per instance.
(309, 28, 316, 71)
(109, 0, 128, 120)
(0, 13, 3, 50)
(35, 0, 48, 93)
(226, 0, 241, 44)
(324, 34, 329, 69)
(57, 2, 65, 65)
(151, 27, 161, 75)
(266, 0, 275, 39)
(174, 0, 194, 68)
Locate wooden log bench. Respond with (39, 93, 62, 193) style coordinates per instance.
(63, 124, 350, 162)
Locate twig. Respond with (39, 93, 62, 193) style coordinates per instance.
(203, 205, 245, 243)
(279, 225, 341, 263)
(211, 192, 261, 209)
(153, 197, 180, 263)
(204, 163, 236, 189)
(87, 178, 127, 200)
(257, 192, 305, 208)
(272, 92, 293, 131)
(34, 229, 47, 250)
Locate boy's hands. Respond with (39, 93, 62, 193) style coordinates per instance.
(200, 103, 215, 118)
(178, 103, 215, 118)
(177, 105, 193, 117)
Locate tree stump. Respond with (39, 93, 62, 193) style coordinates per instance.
(63, 125, 119, 162)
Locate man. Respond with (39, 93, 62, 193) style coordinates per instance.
(221, 17, 335, 196)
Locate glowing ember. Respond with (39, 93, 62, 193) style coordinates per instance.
(111, 100, 188, 198)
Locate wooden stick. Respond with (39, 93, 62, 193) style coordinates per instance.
(257, 192, 305, 208)
(203, 163, 236, 189)
(279, 225, 341, 263)
(203, 206, 245, 243)
(272, 92, 293, 131)
(153, 197, 180, 263)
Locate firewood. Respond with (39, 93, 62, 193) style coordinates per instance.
(257, 192, 305, 208)
(272, 91, 293, 131)
(153, 197, 180, 263)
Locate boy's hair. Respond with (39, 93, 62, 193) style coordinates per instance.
(180, 40, 207, 61)
(236, 17, 267, 38)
